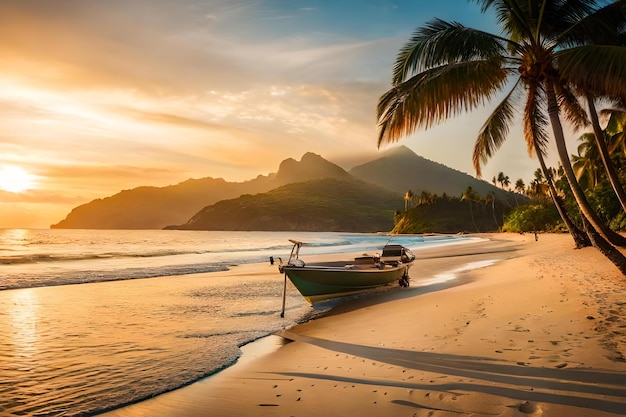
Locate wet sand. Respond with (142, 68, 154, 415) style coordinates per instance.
(101, 233, 626, 417)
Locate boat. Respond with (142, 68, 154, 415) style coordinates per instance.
(278, 239, 415, 305)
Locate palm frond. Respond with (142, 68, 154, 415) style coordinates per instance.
(598, 99, 626, 117)
(523, 82, 550, 159)
(557, 0, 626, 46)
(555, 83, 589, 131)
(472, 78, 523, 176)
(556, 45, 626, 98)
(378, 58, 511, 147)
(392, 18, 509, 85)
(471, 0, 535, 42)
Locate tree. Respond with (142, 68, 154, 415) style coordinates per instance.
(404, 190, 414, 211)
(417, 190, 435, 206)
(514, 178, 525, 195)
(586, 98, 626, 211)
(580, 19, 626, 212)
(535, 140, 591, 248)
(485, 190, 499, 229)
(496, 172, 506, 189)
(376, 0, 625, 270)
(461, 186, 479, 232)
(573, 132, 603, 189)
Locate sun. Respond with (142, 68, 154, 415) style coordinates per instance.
(0, 165, 36, 193)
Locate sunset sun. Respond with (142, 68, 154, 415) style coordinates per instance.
(0, 165, 36, 193)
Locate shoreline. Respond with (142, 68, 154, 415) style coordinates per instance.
(99, 233, 626, 416)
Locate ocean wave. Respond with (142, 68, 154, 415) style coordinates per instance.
(0, 243, 350, 266)
(0, 262, 230, 290)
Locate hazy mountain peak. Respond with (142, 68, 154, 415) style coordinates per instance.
(350, 146, 510, 198)
(384, 145, 416, 157)
(275, 152, 350, 185)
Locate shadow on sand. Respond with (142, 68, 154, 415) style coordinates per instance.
(275, 333, 626, 415)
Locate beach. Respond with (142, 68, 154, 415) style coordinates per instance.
(100, 232, 626, 417)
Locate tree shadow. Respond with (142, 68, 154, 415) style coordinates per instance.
(274, 333, 626, 414)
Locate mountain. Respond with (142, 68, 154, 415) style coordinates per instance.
(50, 177, 272, 229)
(165, 177, 402, 232)
(274, 152, 352, 185)
(349, 146, 513, 198)
(52, 147, 524, 231)
(51, 152, 353, 229)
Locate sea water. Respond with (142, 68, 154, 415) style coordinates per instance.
(0, 229, 469, 416)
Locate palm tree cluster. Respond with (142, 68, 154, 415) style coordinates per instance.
(377, 0, 626, 274)
(569, 110, 626, 226)
(393, 187, 508, 233)
(495, 172, 511, 190)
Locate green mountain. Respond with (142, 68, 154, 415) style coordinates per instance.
(50, 152, 349, 230)
(349, 145, 513, 199)
(166, 177, 402, 232)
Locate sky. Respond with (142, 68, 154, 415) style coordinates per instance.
(0, 0, 584, 229)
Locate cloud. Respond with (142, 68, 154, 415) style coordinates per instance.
(0, 189, 85, 205)
(116, 108, 231, 131)
(0, 1, 259, 94)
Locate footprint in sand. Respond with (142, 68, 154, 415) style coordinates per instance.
(517, 401, 542, 414)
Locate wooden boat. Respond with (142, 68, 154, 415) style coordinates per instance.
(278, 240, 415, 306)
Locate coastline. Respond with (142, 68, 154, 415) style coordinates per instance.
(99, 233, 626, 417)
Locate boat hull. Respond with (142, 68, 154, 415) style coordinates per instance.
(282, 263, 410, 304)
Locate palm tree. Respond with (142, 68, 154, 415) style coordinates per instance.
(586, 98, 626, 211)
(535, 140, 591, 248)
(485, 190, 500, 229)
(461, 186, 479, 232)
(580, 16, 626, 212)
(404, 190, 414, 211)
(496, 172, 505, 189)
(502, 175, 511, 191)
(376, 0, 626, 271)
(418, 190, 435, 205)
(572, 132, 603, 189)
(514, 178, 525, 195)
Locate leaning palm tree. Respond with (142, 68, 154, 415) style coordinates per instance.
(577, 8, 626, 211)
(536, 138, 591, 248)
(376, 0, 626, 272)
(586, 99, 626, 211)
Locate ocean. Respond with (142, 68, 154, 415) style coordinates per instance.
(0, 229, 472, 416)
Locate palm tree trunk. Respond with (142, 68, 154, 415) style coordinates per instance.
(587, 96, 626, 211)
(468, 201, 478, 233)
(545, 80, 626, 247)
(536, 142, 591, 248)
(491, 197, 499, 230)
(581, 215, 626, 275)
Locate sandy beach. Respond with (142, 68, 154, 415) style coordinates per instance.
(101, 233, 626, 417)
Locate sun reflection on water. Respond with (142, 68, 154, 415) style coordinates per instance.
(4, 289, 40, 359)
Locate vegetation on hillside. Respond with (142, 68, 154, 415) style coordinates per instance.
(167, 178, 403, 232)
(392, 189, 513, 234)
(393, 113, 626, 235)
